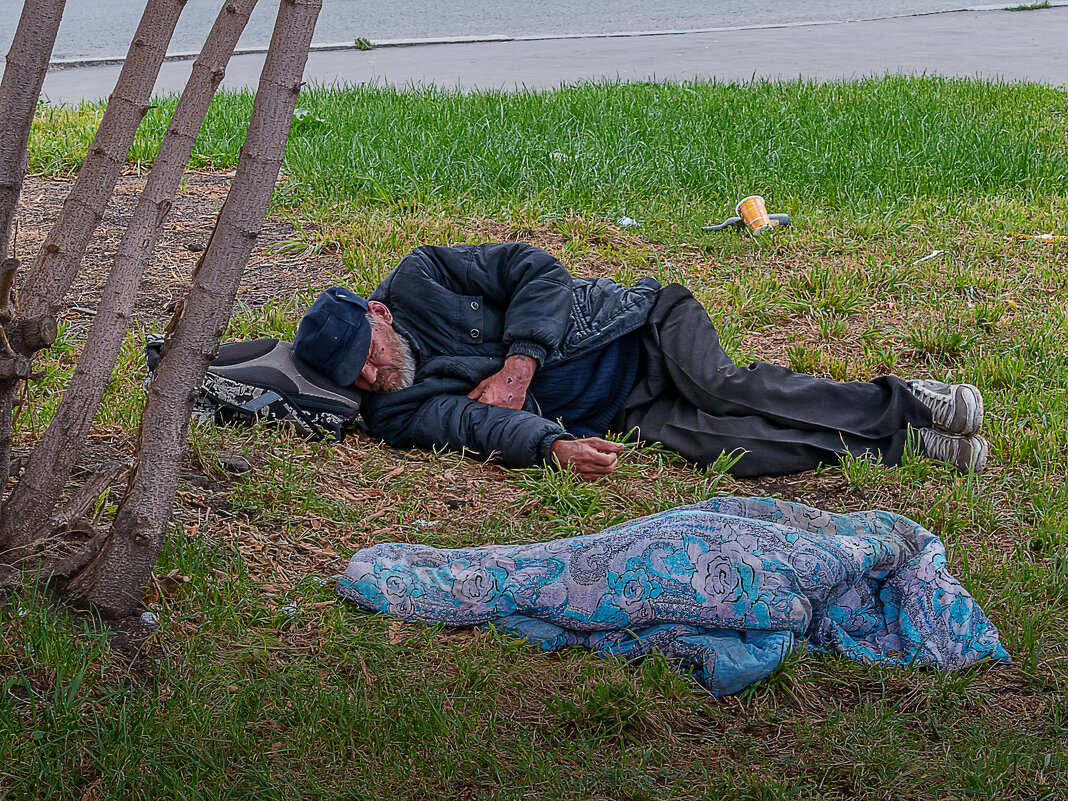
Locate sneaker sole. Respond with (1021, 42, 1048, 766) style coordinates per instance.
(966, 434, 990, 473)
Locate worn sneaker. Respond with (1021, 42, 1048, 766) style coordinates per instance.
(917, 428, 989, 473)
(907, 379, 984, 436)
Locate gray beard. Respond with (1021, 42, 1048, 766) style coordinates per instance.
(375, 331, 416, 393)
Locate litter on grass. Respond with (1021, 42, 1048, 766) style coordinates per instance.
(703, 201, 791, 234)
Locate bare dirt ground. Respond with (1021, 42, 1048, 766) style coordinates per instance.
(12, 171, 346, 337)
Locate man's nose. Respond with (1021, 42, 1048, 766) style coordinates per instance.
(360, 362, 377, 385)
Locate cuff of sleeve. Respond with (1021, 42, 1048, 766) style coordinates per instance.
(538, 431, 571, 463)
(508, 340, 547, 365)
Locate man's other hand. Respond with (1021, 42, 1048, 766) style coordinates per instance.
(550, 437, 624, 480)
(467, 354, 536, 410)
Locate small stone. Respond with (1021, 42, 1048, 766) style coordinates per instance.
(184, 474, 209, 488)
(217, 451, 251, 473)
(140, 611, 159, 629)
(280, 603, 298, 617)
(186, 243, 203, 252)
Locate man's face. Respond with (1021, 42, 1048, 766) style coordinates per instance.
(354, 311, 415, 393)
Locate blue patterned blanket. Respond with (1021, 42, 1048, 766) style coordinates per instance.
(337, 497, 1009, 695)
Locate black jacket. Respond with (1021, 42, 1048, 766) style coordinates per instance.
(362, 243, 660, 466)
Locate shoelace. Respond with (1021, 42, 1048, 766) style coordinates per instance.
(919, 429, 959, 462)
(912, 384, 954, 426)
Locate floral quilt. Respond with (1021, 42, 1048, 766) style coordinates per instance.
(337, 496, 1010, 695)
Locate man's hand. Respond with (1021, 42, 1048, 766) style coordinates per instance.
(550, 437, 624, 480)
(467, 354, 536, 410)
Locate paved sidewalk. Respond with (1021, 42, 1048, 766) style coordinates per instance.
(42, 6, 1068, 104)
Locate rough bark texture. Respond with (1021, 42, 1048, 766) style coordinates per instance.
(17, 0, 187, 321)
(0, 0, 67, 498)
(0, 258, 20, 496)
(0, 0, 66, 262)
(65, 0, 323, 617)
(0, 0, 259, 547)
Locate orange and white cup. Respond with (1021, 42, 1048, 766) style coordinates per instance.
(737, 195, 774, 236)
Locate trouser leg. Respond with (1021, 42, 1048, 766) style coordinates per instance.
(653, 291, 931, 437)
(619, 285, 932, 476)
(625, 397, 913, 477)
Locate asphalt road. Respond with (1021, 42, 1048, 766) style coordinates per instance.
(35, 5, 1068, 104)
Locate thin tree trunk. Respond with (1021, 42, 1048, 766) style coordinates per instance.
(17, 0, 188, 321)
(0, 0, 67, 498)
(0, 0, 66, 261)
(65, 0, 323, 617)
(0, 0, 259, 548)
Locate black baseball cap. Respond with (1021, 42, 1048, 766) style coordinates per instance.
(293, 287, 372, 387)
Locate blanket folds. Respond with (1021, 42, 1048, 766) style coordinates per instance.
(337, 496, 1009, 695)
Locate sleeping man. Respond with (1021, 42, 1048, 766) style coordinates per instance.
(293, 242, 987, 479)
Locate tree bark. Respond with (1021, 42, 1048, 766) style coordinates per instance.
(64, 0, 323, 617)
(17, 0, 188, 321)
(0, 0, 66, 262)
(0, 0, 67, 498)
(0, 0, 259, 547)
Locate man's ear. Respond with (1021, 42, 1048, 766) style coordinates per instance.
(367, 300, 393, 325)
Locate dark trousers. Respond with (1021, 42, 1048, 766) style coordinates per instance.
(615, 285, 933, 478)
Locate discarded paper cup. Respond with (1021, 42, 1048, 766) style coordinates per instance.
(737, 195, 774, 236)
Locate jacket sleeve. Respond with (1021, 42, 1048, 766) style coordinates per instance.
(382, 243, 574, 365)
(361, 373, 569, 468)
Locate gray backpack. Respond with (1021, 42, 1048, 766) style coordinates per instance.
(144, 334, 362, 441)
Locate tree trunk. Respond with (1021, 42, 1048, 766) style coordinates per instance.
(0, 0, 259, 548)
(17, 0, 188, 321)
(0, 0, 67, 496)
(0, 0, 66, 261)
(64, 0, 323, 617)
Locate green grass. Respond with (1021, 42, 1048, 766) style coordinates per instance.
(1006, 1, 1051, 11)
(6, 75, 1068, 799)
(32, 77, 1068, 238)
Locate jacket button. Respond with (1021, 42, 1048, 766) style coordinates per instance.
(470, 301, 479, 310)
(470, 329, 480, 338)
